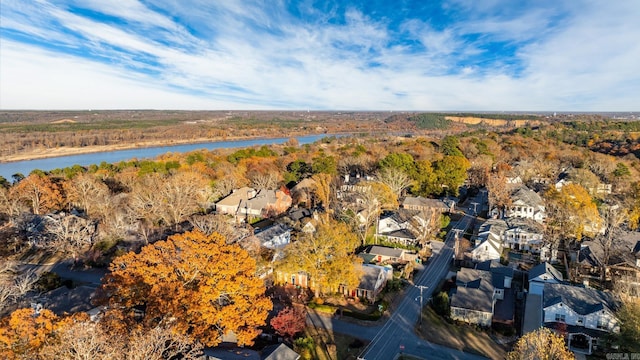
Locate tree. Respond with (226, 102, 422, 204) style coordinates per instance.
(0, 308, 60, 359)
(592, 204, 629, 283)
(10, 173, 63, 215)
(440, 136, 464, 157)
(433, 155, 470, 196)
(270, 307, 306, 340)
(94, 230, 272, 347)
(545, 183, 601, 241)
(615, 297, 640, 352)
(486, 172, 512, 218)
(506, 327, 574, 360)
(378, 153, 416, 177)
(158, 171, 211, 228)
(63, 173, 110, 218)
(310, 173, 334, 213)
(376, 167, 413, 200)
(45, 214, 97, 264)
(277, 220, 361, 298)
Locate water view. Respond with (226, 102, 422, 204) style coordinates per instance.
(0, 134, 335, 181)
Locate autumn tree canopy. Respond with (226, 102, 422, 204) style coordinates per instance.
(94, 230, 272, 347)
(277, 220, 362, 298)
(506, 327, 574, 360)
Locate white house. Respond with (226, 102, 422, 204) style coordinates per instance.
(505, 185, 545, 223)
(543, 283, 619, 355)
(503, 218, 544, 253)
(470, 219, 507, 262)
(528, 262, 563, 295)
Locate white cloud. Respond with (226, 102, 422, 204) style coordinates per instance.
(0, 0, 638, 111)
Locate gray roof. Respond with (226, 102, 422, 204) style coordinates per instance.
(505, 217, 544, 234)
(381, 229, 417, 240)
(543, 283, 619, 315)
(357, 265, 383, 292)
(450, 287, 493, 313)
(456, 268, 494, 293)
(510, 185, 544, 207)
(402, 196, 451, 210)
(366, 245, 404, 258)
(262, 344, 299, 360)
(476, 260, 514, 278)
(529, 262, 563, 282)
(579, 231, 640, 267)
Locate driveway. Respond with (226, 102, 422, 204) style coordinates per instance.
(522, 293, 542, 334)
(19, 261, 107, 285)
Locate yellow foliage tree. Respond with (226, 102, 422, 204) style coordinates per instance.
(277, 220, 362, 298)
(507, 327, 574, 360)
(545, 183, 601, 241)
(95, 230, 272, 346)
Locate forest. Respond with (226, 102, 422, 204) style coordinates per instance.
(1, 117, 640, 358)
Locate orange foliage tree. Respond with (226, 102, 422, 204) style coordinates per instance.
(94, 230, 272, 346)
(0, 308, 60, 359)
(10, 173, 63, 215)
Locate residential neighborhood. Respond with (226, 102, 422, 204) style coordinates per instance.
(1, 129, 639, 360)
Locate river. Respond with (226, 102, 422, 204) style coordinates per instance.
(0, 134, 337, 181)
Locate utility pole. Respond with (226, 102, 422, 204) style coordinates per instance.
(470, 202, 479, 216)
(415, 285, 429, 326)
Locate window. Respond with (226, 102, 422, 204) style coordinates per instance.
(577, 316, 584, 324)
(597, 317, 607, 329)
(555, 313, 566, 322)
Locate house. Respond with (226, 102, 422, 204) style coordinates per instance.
(505, 185, 545, 223)
(254, 224, 291, 250)
(470, 219, 507, 262)
(529, 262, 564, 295)
(575, 231, 640, 290)
(402, 196, 454, 213)
(377, 228, 418, 246)
(340, 264, 389, 302)
(503, 218, 544, 253)
(543, 283, 620, 354)
(216, 187, 292, 219)
(362, 245, 417, 264)
(261, 343, 300, 360)
(203, 346, 260, 360)
(450, 263, 514, 326)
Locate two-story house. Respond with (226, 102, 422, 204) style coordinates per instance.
(470, 219, 507, 262)
(505, 185, 545, 223)
(528, 262, 564, 295)
(543, 283, 619, 355)
(216, 187, 292, 219)
(450, 263, 514, 327)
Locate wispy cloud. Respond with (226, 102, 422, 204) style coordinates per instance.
(1, 0, 638, 110)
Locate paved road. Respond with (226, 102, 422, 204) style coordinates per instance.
(19, 261, 107, 285)
(357, 214, 486, 360)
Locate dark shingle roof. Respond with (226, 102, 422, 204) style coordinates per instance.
(366, 245, 404, 258)
(357, 266, 383, 292)
(456, 268, 494, 292)
(543, 283, 619, 315)
(450, 287, 493, 313)
(529, 262, 563, 282)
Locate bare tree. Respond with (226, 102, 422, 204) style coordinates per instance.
(376, 167, 413, 200)
(45, 214, 97, 264)
(249, 171, 280, 190)
(0, 187, 26, 224)
(125, 326, 203, 360)
(159, 171, 211, 228)
(593, 204, 629, 284)
(64, 173, 110, 218)
(189, 214, 236, 240)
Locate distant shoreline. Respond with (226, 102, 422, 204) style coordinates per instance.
(0, 135, 288, 164)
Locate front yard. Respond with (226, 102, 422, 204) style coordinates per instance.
(415, 306, 509, 360)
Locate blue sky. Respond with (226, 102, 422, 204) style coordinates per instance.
(1, 0, 639, 111)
